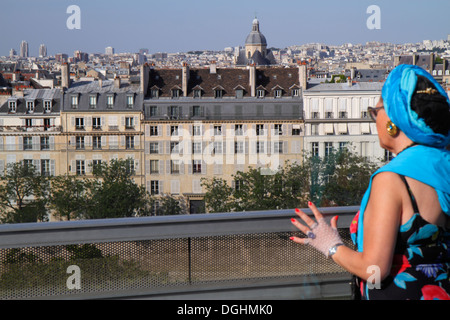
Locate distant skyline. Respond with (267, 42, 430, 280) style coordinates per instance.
(1, 0, 450, 57)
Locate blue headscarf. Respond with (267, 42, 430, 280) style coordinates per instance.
(353, 65, 450, 252)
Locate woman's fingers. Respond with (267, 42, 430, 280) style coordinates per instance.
(289, 236, 308, 245)
(307, 201, 324, 221)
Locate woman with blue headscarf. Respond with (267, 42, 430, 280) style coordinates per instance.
(290, 64, 450, 300)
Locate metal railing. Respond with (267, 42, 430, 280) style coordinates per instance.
(0, 206, 358, 300)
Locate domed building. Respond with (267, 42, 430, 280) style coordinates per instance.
(236, 18, 277, 66)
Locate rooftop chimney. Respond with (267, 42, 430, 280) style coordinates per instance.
(298, 64, 307, 90)
(248, 64, 256, 97)
(182, 63, 190, 97)
(114, 76, 121, 89)
(210, 61, 217, 74)
(61, 63, 70, 89)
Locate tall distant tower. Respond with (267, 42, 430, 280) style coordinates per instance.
(39, 44, 47, 58)
(20, 40, 29, 58)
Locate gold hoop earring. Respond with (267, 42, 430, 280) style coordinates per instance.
(386, 121, 398, 136)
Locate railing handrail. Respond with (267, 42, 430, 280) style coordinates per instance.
(0, 206, 359, 249)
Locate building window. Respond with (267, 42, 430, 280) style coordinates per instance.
(385, 149, 394, 162)
(214, 89, 223, 99)
(274, 90, 282, 98)
(75, 118, 84, 130)
(311, 124, 319, 136)
(150, 160, 159, 174)
(233, 124, 243, 136)
(149, 142, 159, 154)
(89, 95, 97, 108)
(71, 96, 78, 109)
(292, 126, 301, 135)
(150, 180, 159, 195)
(361, 111, 369, 119)
(170, 142, 180, 154)
(23, 137, 33, 150)
(256, 141, 265, 154)
(125, 117, 135, 129)
(274, 124, 283, 135)
(325, 112, 334, 119)
(170, 125, 179, 136)
(127, 95, 134, 108)
(41, 159, 51, 177)
(92, 117, 102, 130)
(93, 136, 102, 150)
(192, 106, 201, 117)
(256, 124, 265, 136)
(311, 142, 319, 157)
(292, 88, 300, 97)
(213, 125, 222, 136)
(125, 136, 135, 149)
(25, 119, 33, 128)
(325, 142, 333, 157)
(192, 125, 201, 136)
(170, 160, 180, 174)
(273, 141, 283, 154)
(193, 90, 201, 98)
(339, 142, 349, 151)
(44, 100, 52, 113)
(151, 89, 159, 99)
(339, 111, 348, 119)
(192, 160, 202, 173)
(213, 141, 222, 154)
(8, 100, 17, 112)
(150, 106, 158, 117)
(92, 160, 102, 171)
(234, 180, 243, 191)
(192, 142, 202, 154)
(40, 137, 50, 150)
(235, 141, 244, 154)
(26, 101, 34, 113)
(76, 160, 85, 175)
(107, 95, 114, 108)
(170, 106, 179, 119)
(257, 89, 265, 98)
(76, 136, 85, 150)
(171, 89, 180, 99)
(311, 112, 319, 119)
(150, 126, 159, 136)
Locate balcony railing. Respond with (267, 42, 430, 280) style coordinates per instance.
(0, 206, 358, 300)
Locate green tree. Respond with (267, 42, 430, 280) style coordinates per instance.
(0, 162, 49, 223)
(48, 175, 88, 221)
(154, 194, 187, 216)
(83, 158, 151, 219)
(201, 177, 234, 213)
(321, 148, 380, 206)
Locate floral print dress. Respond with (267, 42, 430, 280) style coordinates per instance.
(351, 176, 450, 300)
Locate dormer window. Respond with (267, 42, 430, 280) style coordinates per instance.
(107, 95, 114, 108)
(292, 88, 300, 97)
(193, 89, 202, 98)
(71, 95, 78, 109)
(274, 89, 282, 98)
(214, 89, 223, 99)
(127, 95, 134, 108)
(89, 95, 97, 109)
(151, 89, 159, 98)
(257, 89, 265, 98)
(26, 100, 35, 113)
(44, 100, 52, 113)
(171, 88, 180, 99)
(8, 100, 17, 113)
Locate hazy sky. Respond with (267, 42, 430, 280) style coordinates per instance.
(1, 0, 449, 57)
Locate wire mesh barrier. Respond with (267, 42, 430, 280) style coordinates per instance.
(0, 207, 358, 300)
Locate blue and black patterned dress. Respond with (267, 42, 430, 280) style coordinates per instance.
(352, 176, 450, 300)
